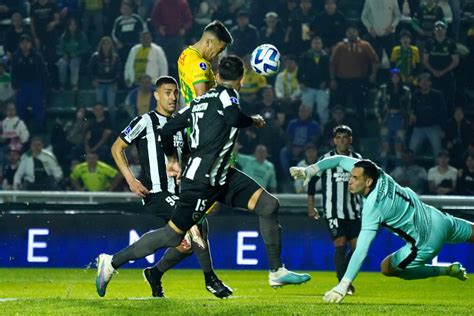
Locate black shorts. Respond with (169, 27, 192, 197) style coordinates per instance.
(171, 168, 261, 231)
(324, 217, 361, 241)
(143, 192, 179, 224)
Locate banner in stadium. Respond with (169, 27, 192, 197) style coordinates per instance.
(1, 212, 473, 271)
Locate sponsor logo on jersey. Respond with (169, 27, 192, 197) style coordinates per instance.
(230, 97, 239, 104)
(199, 62, 207, 70)
(123, 126, 132, 136)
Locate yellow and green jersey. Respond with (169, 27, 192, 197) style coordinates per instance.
(177, 46, 216, 105)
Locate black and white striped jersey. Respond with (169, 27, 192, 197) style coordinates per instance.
(308, 150, 363, 220)
(120, 110, 185, 194)
(161, 85, 254, 186)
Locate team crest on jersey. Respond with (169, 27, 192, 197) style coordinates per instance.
(230, 97, 239, 104)
(199, 62, 207, 70)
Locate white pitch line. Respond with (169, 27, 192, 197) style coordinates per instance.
(0, 298, 18, 302)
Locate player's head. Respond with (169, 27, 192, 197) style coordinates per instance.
(201, 20, 233, 60)
(332, 125, 352, 154)
(350, 159, 380, 196)
(154, 76, 179, 115)
(217, 55, 244, 90)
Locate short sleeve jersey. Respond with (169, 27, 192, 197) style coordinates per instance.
(177, 46, 216, 105)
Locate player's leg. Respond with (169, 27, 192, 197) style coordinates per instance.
(333, 236, 348, 281)
(223, 169, 311, 287)
(193, 219, 233, 298)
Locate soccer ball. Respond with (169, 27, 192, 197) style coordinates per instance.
(250, 44, 281, 76)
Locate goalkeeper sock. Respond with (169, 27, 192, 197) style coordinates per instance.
(335, 246, 347, 281)
(156, 247, 192, 274)
(397, 265, 443, 280)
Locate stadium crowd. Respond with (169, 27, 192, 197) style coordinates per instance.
(0, 0, 473, 195)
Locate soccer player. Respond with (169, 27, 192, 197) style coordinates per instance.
(97, 76, 232, 298)
(307, 125, 362, 294)
(96, 56, 311, 296)
(290, 156, 474, 304)
(177, 20, 232, 105)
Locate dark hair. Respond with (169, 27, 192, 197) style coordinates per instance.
(155, 76, 178, 89)
(218, 55, 244, 81)
(418, 72, 432, 81)
(19, 34, 32, 43)
(64, 17, 81, 40)
(399, 30, 412, 39)
(332, 125, 352, 137)
(204, 20, 233, 44)
(354, 159, 380, 186)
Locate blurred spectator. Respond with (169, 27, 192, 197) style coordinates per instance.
(56, 17, 90, 90)
(11, 34, 47, 131)
(88, 36, 121, 124)
(2, 148, 20, 190)
(423, 20, 459, 112)
(0, 62, 14, 105)
(194, 1, 214, 28)
(298, 36, 330, 125)
(150, 0, 192, 77)
(237, 144, 277, 192)
(457, 153, 474, 195)
(427, 149, 457, 195)
(330, 23, 379, 122)
(412, 0, 444, 40)
(259, 11, 285, 50)
(408, 73, 446, 158)
(378, 133, 403, 171)
(30, 0, 61, 86)
(70, 152, 122, 191)
(280, 104, 321, 177)
(84, 102, 113, 160)
(4, 11, 32, 61)
(124, 74, 156, 117)
(13, 136, 63, 190)
(65, 106, 89, 161)
(444, 107, 474, 168)
(1, 101, 30, 155)
(229, 10, 260, 57)
(124, 31, 168, 88)
(361, 0, 401, 61)
(240, 54, 267, 106)
(284, 0, 315, 55)
(390, 30, 421, 84)
(390, 148, 427, 194)
(294, 143, 319, 193)
(112, 1, 146, 62)
(82, 0, 105, 44)
(277, 0, 299, 28)
(311, 0, 347, 52)
(256, 85, 285, 125)
(0, 0, 25, 21)
(58, 0, 82, 20)
(319, 105, 360, 151)
(274, 55, 301, 112)
(375, 68, 411, 146)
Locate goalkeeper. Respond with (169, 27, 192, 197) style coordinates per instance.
(290, 156, 474, 304)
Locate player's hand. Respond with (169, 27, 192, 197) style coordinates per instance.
(323, 279, 350, 303)
(166, 160, 182, 184)
(289, 165, 319, 186)
(323, 288, 345, 303)
(308, 206, 319, 220)
(128, 178, 149, 198)
(252, 115, 266, 128)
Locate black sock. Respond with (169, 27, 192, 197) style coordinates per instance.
(204, 270, 217, 282)
(149, 266, 164, 281)
(193, 220, 214, 273)
(334, 245, 347, 281)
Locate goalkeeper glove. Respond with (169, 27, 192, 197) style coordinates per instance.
(323, 278, 351, 303)
(289, 164, 320, 187)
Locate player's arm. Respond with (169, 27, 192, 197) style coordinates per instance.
(290, 155, 360, 185)
(111, 136, 149, 198)
(306, 176, 320, 219)
(161, 107, 192, 180)
(221, 91, 263, 128)
(193, 82, 208, 97)
(323, 229, 377, 303)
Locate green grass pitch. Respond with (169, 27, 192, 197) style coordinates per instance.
(0, 268, 472, 315)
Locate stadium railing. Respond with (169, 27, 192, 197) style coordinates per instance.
(0, 191, 473, 217)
